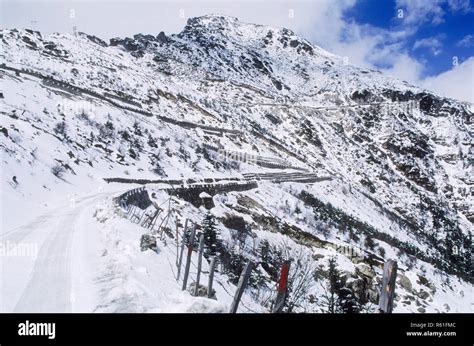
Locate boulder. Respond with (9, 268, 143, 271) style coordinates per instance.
(156, 31, 170, 43)
(188, 282, 216, 299)
(415, 289, 430, 300)
(140, 233, 157, 252)
(355, 263, 376, 279)
(397, 273, 412, 291)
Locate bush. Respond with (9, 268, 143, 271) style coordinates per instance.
(202, 212, 224, 258)
(223, 214, 247, 232)
(51, 164, 65, 178)
(53, 121, 67, 137)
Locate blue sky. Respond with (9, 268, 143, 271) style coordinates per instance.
(1, 0, 473, 102)
(344, 0, 474, 78)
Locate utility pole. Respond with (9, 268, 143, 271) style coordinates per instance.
(194, 234, 205, 296)
(175, 216, 179, 266)
(272, 260, 291, 313)
(181, 225, 196, 291)
(208, 258, 216, 299)
(229, 261, 254, 313)
(379, 260, 397, 313)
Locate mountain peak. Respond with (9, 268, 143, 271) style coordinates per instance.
(180, 14, 245, 37)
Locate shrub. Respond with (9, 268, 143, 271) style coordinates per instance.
(51, 164, 65, 178)
(53, 121, 67, 137)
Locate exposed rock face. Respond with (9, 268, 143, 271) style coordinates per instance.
(355, 264, 376, 279)
(140, 234, 157, 252)
(156, 31, 169, 43)
(83, 33, 108, 47)
(398, 274, 413, 291)
(188, 282, 216, 299)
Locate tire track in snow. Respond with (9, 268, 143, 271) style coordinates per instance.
(0, 193, 107, 245)
(12, 193, 109, 312)
(0, 214, 52, 244)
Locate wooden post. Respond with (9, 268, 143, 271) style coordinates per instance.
(149, 210, 161, 232)
(181, 225, 196, 291)
(229, 261, 254, 313)
(379, 260, 397, 313)
(129, 204, 137, 217)
(194, 233, 205, 296)
(137, 209, 148, 224)
(130, 207, 144, 223)
(143, 209, 158, 229)
(175, 216, 180, 266)
(177, 238, 186, 280)
(177, 219, 189, 273)
(272, 260, 291, 313)
(208, 258, 216, 299)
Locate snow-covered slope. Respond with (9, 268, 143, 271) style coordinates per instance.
(1, 15, 472, 313)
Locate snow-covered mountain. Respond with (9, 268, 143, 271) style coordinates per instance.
(1, 14, 472, 313)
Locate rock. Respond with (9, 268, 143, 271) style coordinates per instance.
(415, 289, 430, 300)
(140, 233, 157, 252)
(156, 31, 169, 43)
(350, 252, 366, 264)
(351, 89, 373, 102)
(0, 127, 8, 137)
(368, 287, 379, 304)
(417, 275, 435, 292)
(109, 37, 123, 46)
(44, 42, 57, 50)
(355, 263, 376, 279)
(417, 307, 426, 313)
(312, 254, 325, 260)
(122, 38, 140, 51)
(134, 33, 155, 41)
(85, 34, 108, 47)
(153, 55, 168, 63)
(398, 273, 412, 291)
(21, 35, 38, 49)
(131, 50, 144, 58)
(188, 282, 216, 299)
(417, 274, 429, 286)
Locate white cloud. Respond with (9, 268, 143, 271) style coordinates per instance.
(292, 1, 471, 103)
(396, 0, 445, 25)
(420, 57, 474, 103)
(456, 34, 474, 47)
(413, 36, 444, 55)
(395, 0, 472, 26)
(381, 54, 425, 83)
(447, 0, 472, 12)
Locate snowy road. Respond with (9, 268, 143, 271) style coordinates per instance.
(1, 187, 229, 313)
(0, 191, 112, 312)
